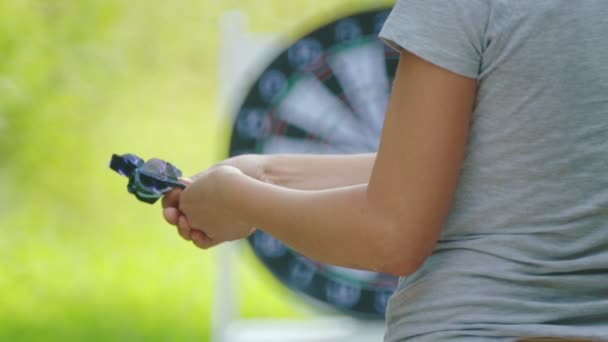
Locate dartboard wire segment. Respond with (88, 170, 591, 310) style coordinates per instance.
(229, 7, 399, 319)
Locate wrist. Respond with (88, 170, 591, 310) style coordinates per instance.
(220, 154, 268, 182)
(213, 164, 264, 229)
(258, 154, 294, 187)
(230, 154, 285, 186)
(212, 164, 245, 211)
(253, 154, 275, 184)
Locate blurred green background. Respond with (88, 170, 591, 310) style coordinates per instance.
(0, 0, 391, 341)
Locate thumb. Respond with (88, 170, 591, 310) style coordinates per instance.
(178, 176, 194, 186)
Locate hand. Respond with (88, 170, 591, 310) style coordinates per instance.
(162, 165, 255, 249)
(162, 180, 211, 248)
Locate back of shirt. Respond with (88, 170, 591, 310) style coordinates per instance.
(379, 1, 608, 340)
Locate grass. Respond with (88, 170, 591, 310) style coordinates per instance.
(0, 0, 393, 340)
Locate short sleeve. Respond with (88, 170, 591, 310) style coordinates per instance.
(379, 0, 490, 78)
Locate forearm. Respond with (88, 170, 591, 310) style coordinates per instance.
(215, 167, 415, 275)
(259, 153, 376, 190)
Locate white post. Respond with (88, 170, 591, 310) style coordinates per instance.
(213, 11, 285, 342)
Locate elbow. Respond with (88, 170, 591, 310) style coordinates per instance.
(362, 195, 439, 277)
(372, 224, 434, 277)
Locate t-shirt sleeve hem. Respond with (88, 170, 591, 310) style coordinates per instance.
(379, 26, 479, 79)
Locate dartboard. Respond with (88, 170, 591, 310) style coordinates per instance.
(228, 6, 399, 319)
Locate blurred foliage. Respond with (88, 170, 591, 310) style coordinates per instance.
(0, 0, 392, 341)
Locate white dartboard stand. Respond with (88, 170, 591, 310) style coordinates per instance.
(213, 10, 386, 342)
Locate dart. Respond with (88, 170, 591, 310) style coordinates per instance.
(110, 153, 187, 204)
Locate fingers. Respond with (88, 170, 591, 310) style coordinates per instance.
(161, 177, 218, 249)
(163, 207, 179, 225)
(162, 187, 185, 226)
(191, 229, 220, 249)
(162, 188, 183, 209)
(166, 210, 221, 249)
(175, 215, 220, 249)
(176, 215, 192, 241)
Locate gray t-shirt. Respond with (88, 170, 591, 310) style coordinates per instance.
(379, 1, 608, 340)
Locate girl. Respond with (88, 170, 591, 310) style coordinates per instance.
(163, 1, 608, 340)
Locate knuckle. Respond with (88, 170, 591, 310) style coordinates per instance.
(162, 209, 174, 224)
(193, 239, 209, 249)
(177, 225, 191, 240)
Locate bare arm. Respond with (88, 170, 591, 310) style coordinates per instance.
(178, 51, 477, 276)
(259, 153, 375, 189)
(218, 153, 375, 190)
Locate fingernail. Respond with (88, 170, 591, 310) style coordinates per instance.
(178, 177, 192, 183)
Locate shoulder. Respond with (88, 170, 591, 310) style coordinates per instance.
(380, 0, 499, 79)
